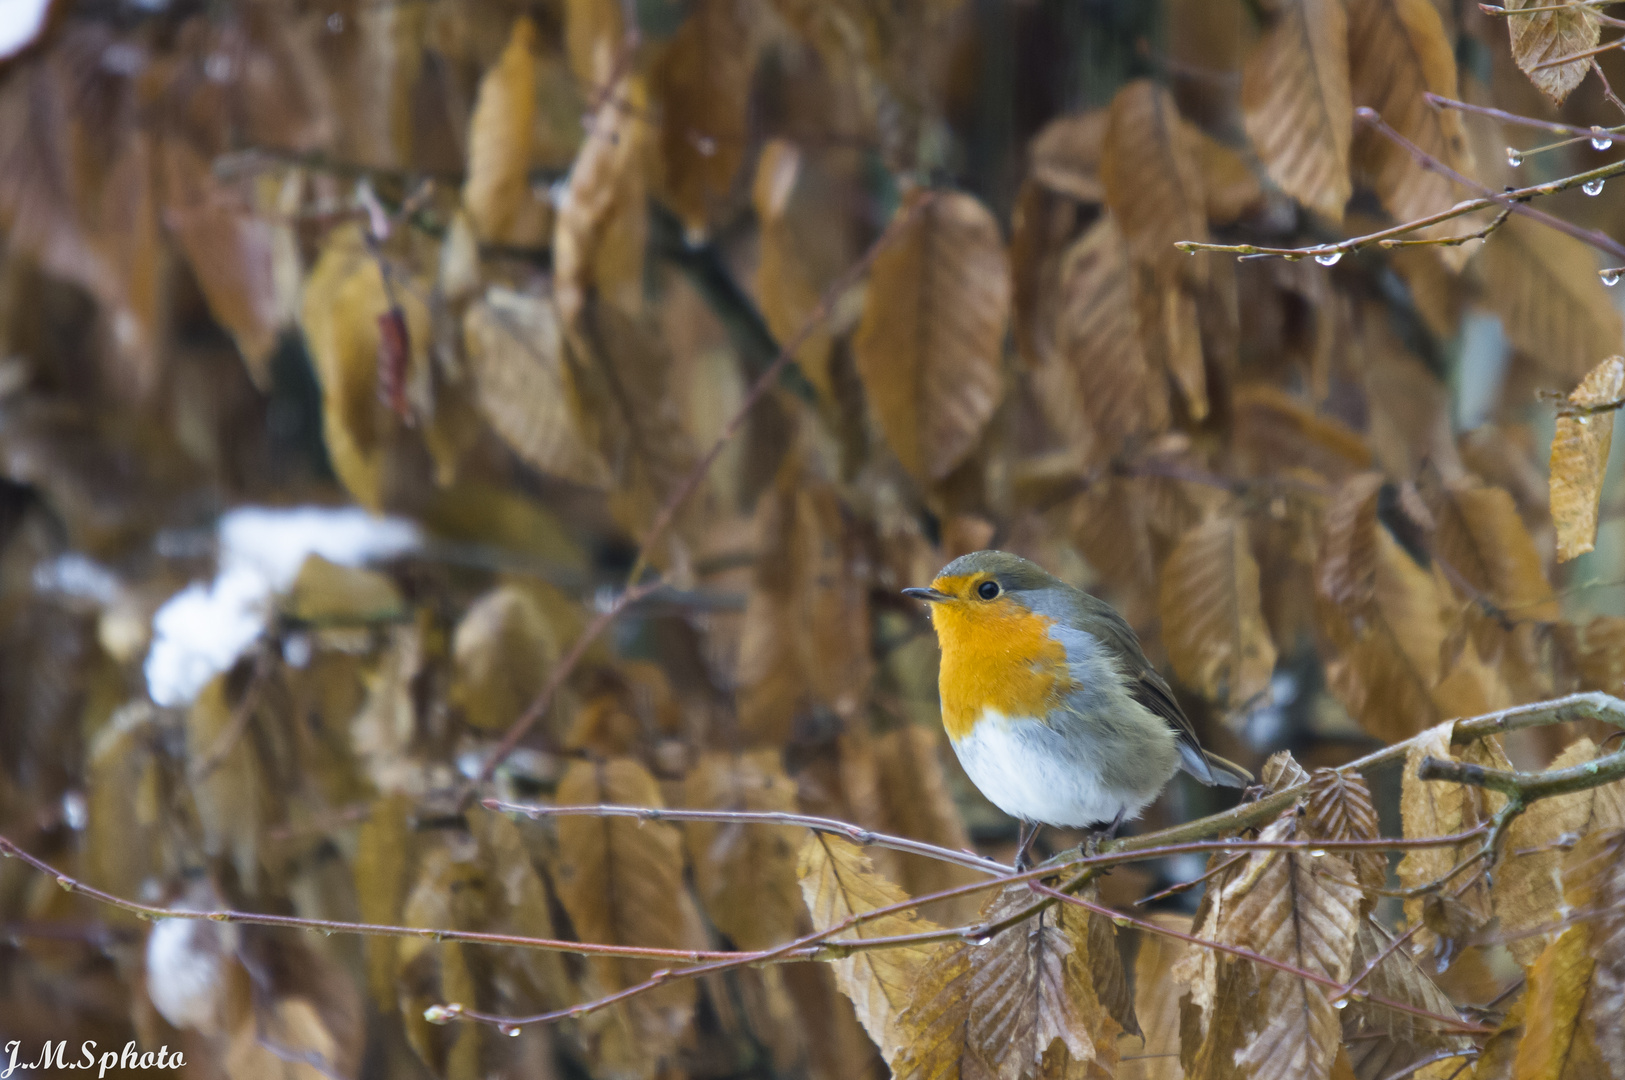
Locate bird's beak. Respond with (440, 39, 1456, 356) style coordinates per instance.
(902, 587, 950, 603)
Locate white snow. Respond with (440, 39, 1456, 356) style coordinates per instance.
(143, 506, 420, 707)
(0, 0, 50, 61)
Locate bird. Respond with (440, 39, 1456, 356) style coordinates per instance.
(903, 549, 1252, 868)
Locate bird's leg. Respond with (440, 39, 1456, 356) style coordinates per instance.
(1102, 806, 1127, 843)
(1014, 821, 1040, 872)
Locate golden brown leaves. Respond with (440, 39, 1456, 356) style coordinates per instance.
(555, 758, 698, 1069)
(852, 189, 1011, 481)
(462, 18, 546, 246)
(655, 0, 757, 236)
(553, 78, 648, 324)
(1032, 215, 1168, 466)
(737, 469, 872, 744)
(892, 884, 1125, 1080)
(1160, 514, 1277, 709)
(1513, 925, 1596, 1080)
(462, 288, 612, 488)
(1347, 0, 1473, 244)
(796, 833, 944, 1061)
(1550, 357, 1625, 562)
(1505, 0, 1600, 104)
(1102, 80, 1208, 283)
(1241, 0, 1352, 222)
(1476, 216, 1624, 382)
(683, 750, 804, 950)
(1217, 816, 1363, 1080)
(1432, 483, 1556, 621)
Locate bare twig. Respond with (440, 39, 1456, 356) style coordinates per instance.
(484, 799, 1010, 875)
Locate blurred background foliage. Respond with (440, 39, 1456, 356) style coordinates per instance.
(3, 0, 1625, 1077)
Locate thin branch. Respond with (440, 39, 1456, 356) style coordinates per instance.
(1531, 35, 1625, 71)
(1424, 92, 1608, 137)
(483, 799, 1010, 875)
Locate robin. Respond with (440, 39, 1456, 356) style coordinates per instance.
(904, 550, 1251, 868)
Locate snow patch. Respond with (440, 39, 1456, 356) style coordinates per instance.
(144, 507, 420, 707)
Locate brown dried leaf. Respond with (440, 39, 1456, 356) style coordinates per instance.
(1232, 385, 1372, 484)
(852, 189, 1010, 481)
(1028, 110, 1109, 203)
(1241, 0, 1353, 222)
(1347, 0, 1474, 250)
(1495, 738, 1619, 967)
(1562, 829, 1625, 1077)
(1551, 357, 1625, 561)
(1476, 217, 1623, 382)
(1505, 0, 1599, 104)
(353, 793, 412, 1009)
(738, 467, 871, 744)
(1432, 484, 1557, 622)
(188, 673, 266, 892)
(463, 17, 543, 246)
(553, 77, 648, 324)
(449, 583, 568, 733)
(655, 0, 757, 236)
(1305, 769, 1388, 907)
(892, 883, 1123, 1080)
(161, 139, 281, 379)
(1214, 815, 1364, 1080)
(873, 726, 982, 922)
(555, 758, 698, 1066)
(565, 0, 627, 89)
(1102, 80, 1208, 283)
(1159, 514, 1277, 707)
(300, 223, 429, 510)
(1120, 914, 1191, 1080)
(1340, 918, 1473, 1080)
(1192, 127, 1265, 225)
(462, 287, 613, 488)
(1032, 214, 1168, 466)
(796, 832, 944, 1062)
(683, 750, 804, 950)
(1512, 925, 1596, 1080)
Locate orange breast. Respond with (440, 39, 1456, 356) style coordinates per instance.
(930, 596, 1074, 740)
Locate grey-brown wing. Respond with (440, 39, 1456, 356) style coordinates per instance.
(1076, 592, 1217, 784)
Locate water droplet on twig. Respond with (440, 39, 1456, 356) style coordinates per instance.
(1593, 127, 1614, 151)
(1602, 269, 1621, 287)
(1314, 251, 1342, 266)
(1506, 148, 1523, 167)
(1585, 178, 1606, 196)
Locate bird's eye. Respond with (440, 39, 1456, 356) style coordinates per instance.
(977, 580, 1000, 600)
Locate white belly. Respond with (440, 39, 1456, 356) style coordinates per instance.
(949, 711, 1166, 828)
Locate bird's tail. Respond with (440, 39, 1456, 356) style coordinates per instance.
(1197, 750, 1252, 789)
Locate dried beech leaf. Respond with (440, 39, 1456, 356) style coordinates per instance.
(1241, 0, 1353, 221)
(1033, 214, 1168, 466)
(353, 793, 412, 1009)
(683, 750, 804, 950)
(737, 468, 871, 744)
(1120, 914, 1190, 1080)
(565, 0, 627, 89)
(892, 882, 1123, 1080)
(1432, 484, 1557, 622)
(1102, 80, 1208, 283)
(1305, 769, 1388, 907)
(463, 287, 613, 488)
(449, 583, 568, 733)
(1159, 514, 1277, 707)
(1340, 917, 1473, 1080)
(1348, 0, 1475, 253)
(1214, 815, 1363, 1080)
(873, 726, 982, 921)
(555, 759, 698, 1072)
(1494, 738, 1621, 968)
(796, 832, 944, 1062)
(1505, 0, 1599, 104)
(187, 673, 266, 892)
(1512, 926, 1596, 1080)
(655, 0, 756, 236)
(553, 77, 648, 324)
(161, 139, 281, 377)
(1233, 384, 1373, 483)
(1191, 126, 1265, 225)
(1562, 829, 1625, 1077)
(1028, 110, 1109, 202)
(300, 223, 430, 510)
(852, 188, 1010, 481)
(1476, 217, 1623, 382)
(1551, 357, 1625, 562)
(463, 17, 542, 245)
